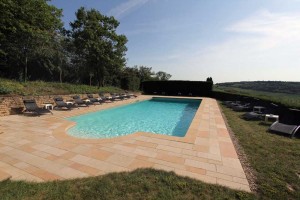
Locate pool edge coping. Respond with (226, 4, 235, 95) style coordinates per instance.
(52, 96, 207, 144)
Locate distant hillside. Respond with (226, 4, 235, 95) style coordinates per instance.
(216, 81, 300, 95)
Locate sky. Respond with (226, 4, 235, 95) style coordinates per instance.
(50, 0, 300, 83)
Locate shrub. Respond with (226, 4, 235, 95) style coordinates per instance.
(142, 81, 213, 96)
(0, 78, 124, 96)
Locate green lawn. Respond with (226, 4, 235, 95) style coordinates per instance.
(0, 169, 255, 200)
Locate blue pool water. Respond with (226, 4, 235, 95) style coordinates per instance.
(67, 98, 201, 139)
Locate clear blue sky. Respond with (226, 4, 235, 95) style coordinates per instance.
(50, 0, 300, 83)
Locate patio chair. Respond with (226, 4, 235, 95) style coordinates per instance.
(125, 91, 137, 98)
(226, 101, 242, 108)
(269, 122, 300, 137)
(23, 99, 52, 116)
(87, 94, 102, 105)
(242, 111, 264, 120)
(232, 103, 252, 112)
(120, 92, 130, 100)
(54, 97, 76, 110)
(110, 93, 122, 101)
(242, 106, 267, 120)
(99, 93, 113, 103)
(73, 95, 91, 107)
(269, 109, 300, 138)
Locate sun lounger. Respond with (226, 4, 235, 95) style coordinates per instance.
(120, 93, 130, 100)
(87, 94, 102, 105)
(125, 91, 137, 98)
(73, 95, 90, 107)
(241, 105, 269, 120)
(54, 97, 76, 110)
(110, 93, 122, 101)
(222, 101, 233, 106)
(23, 100, 52, 116)
(269, 109, 300, 137)
(269, 122, 299, 137)
(242, 111, 264, 120)
(99, 93, 113, 103)
(227, 101, 242, 108)
(232, 103, 252, 112)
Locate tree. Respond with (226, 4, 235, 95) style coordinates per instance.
(136, 66, 155, 82)
(0, 0, 63, 82)
(120, 67, 140, 91)
(155, 71, 172, 81)
(206, 77, 213, 83)
(70, 7, 127, 87)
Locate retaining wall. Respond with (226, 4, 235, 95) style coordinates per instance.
(0, 94, 103, 117)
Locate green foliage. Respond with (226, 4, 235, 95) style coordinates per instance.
(154, 71, 172, 81)
(0, 1, 171, 89)
(0, 0, 63, 81)
(70, 7, 128, 87)
(0, 78, 121, 96)
(121, 76, 140, 91)
(206, 77, 213, 83)
(0, 78, 24, 94)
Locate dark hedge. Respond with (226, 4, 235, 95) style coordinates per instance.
(141, 81, 213, 96)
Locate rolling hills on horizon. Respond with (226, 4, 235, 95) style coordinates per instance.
(216, 81, 300, 95)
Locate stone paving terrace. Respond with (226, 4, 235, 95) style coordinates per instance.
(0, 96, 251, 192)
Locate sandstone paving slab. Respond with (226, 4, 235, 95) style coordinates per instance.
(0, 96, 251, 192)
(0, 169, 11, 181)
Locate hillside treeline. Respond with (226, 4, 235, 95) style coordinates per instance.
(216, 81, 300, 95)
(0, 0, 171, 90)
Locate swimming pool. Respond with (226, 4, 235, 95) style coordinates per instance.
(67, 97, 201, 139)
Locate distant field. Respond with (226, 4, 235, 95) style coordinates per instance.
(216, 81, 300, 95)
(214, 86, 300, 109)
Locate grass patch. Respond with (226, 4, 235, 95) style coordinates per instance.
(0, 78, 123, 96)
(0, 169, 255, 200)
(220, 104, 300, 199)
(215, 86, 300, 108)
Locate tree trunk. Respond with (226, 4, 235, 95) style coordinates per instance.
(24, 56, 28, 82)
(96, 69, 101, 88)
(59, 68, 62, 83)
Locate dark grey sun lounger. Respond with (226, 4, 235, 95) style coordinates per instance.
(54, 97, 75, 110)
(110, 93, 123, 101)
(99, 93, 113, 103)
(242, 111, 264, 120)
(242, 105, 269, 120)
(269, 109, 300, 138)
(73, 95, 91, 107)
(125, 91, 137, 98)
(23, 100, 52, 116)
(269, 122, 299, 137)
(232, 103, 252, 112)
(87, 94, 102, 104)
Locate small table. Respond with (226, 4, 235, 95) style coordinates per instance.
(83, 99, 90, 103)
(66, 101, 74, 105)
(265, 114, 279, 122)
(253, 106, 265, 113)
(43, 103, 53, 110)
